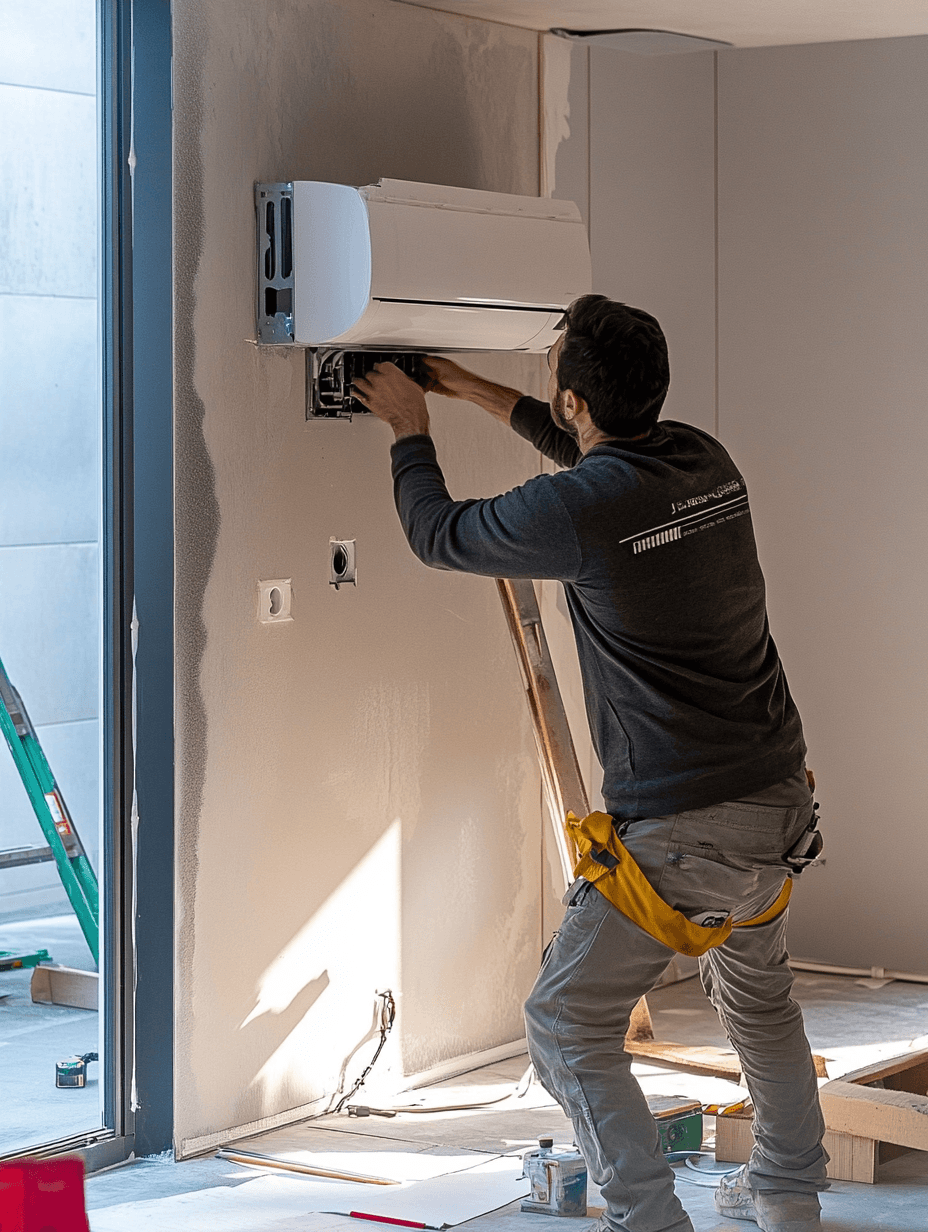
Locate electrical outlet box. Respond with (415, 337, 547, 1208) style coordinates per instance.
(329, 541, 356, 589)
(258, 579, 292, 623)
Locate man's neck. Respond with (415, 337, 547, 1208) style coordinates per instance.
(577, 427, 651, 455)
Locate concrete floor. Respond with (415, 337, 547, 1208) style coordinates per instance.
(0, 912, 100, 1155)
(79, 967, 928, 1231)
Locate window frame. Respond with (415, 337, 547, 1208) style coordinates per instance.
(3, 0, 176, 1169)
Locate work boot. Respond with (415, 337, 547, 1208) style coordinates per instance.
(715, 1167, 821, 1232)
(584, 1213, 693, 1232)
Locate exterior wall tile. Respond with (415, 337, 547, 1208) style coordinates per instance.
(0, 295, 98, 545)
(0, 543, 99, 726)
(0, 0, 95, 94)
(0, 6, 100, 928)
(0, 84, 96, 298)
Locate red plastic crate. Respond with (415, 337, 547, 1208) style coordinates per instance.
(0, 1158, 90, 1232)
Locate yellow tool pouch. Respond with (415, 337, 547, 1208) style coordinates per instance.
(566, 811, 792, 959)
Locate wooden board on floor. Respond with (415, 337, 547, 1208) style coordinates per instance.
(31, 964, 98, 1010)
(715, 1109, 884, 1184)
(818, 1047, 928, 1155)
(625, 1040, 741, 1080)
(717, 1048, 928, 1183)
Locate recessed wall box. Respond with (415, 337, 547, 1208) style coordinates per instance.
(308, 350, 429, 419)
(255, 178, 591, 352)
(329, 539, 357, 588)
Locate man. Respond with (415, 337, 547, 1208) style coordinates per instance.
(353, 295, 828, 1232)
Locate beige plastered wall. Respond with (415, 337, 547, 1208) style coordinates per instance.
(573, 35, 928, 974)
(172, 0, 572, 1155)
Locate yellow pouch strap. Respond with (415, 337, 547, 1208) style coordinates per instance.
(565, 812, 791, 959)
(735, 877, 792, 929)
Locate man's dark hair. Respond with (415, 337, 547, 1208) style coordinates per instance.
(557, 295, 670, 437)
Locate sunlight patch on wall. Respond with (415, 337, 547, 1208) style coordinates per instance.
(244, 820, 402, 1110)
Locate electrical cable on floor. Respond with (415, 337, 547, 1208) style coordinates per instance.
(348, 1060, 549, 1118)
(515, 1061, 535, 1097)
(668, 1152, 742, 1186)
(333, 990, 397, 1115)
(326, 994, 549, 1121)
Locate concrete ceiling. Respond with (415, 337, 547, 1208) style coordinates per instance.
(394, 1, 928, 49)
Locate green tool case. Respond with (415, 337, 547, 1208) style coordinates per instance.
(647, 1095, 704, 1155)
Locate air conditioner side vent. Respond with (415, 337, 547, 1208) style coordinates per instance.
(256, 182, 295, 343)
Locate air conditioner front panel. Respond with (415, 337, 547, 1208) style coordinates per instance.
(286, 179, 591, 349)
(325, 300, 567, 351)
(366, 201, 591, 311)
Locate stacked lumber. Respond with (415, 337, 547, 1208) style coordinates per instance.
(716, 1047, 928, 1183)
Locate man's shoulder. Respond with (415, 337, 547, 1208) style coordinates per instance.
(658, 419, 725, 446)
(573, 419, 730, 467)
(547, 420, 743, 512)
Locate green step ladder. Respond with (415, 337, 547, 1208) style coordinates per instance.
(0, 656, 99, 966)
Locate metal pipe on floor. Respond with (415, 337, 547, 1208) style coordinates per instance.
(791, 958, 928, 985)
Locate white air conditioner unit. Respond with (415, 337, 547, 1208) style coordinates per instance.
(256, 178, 592, 352)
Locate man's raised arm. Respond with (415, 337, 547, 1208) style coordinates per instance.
(421, 358, 581, 469)
(418, 356, 524, 425)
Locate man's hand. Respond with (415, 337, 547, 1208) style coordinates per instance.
(352, 363, 430, 441)
(420, 356, 484, 400)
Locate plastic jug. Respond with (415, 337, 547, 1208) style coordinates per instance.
(521, 1137, 588, 1216)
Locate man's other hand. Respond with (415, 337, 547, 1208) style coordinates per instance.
(420, 356, 481, 400)
(352, 363, 430, 441)
(421, 356, 525, 426)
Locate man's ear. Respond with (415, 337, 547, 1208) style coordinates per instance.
(562, 389, 587, 421)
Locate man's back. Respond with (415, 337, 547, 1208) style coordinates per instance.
(392, 396, 805, 818)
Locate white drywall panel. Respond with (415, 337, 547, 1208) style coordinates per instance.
(717, 37, 928, 972)
(589, 48, 717, 434)
(395, 1, 928, 50)
(173, 0, 546, 1152)
(541, 35, 589, 225)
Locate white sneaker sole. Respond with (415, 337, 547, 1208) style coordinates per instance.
(716, 1205, 819, 1232)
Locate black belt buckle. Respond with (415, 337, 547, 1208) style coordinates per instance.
(590, 845, 619, 871)
(783, 802, 824, 874)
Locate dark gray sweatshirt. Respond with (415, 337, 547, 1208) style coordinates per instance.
(390, 395, 805, 820)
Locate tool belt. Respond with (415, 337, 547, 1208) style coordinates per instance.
(565, 811, 793, 958)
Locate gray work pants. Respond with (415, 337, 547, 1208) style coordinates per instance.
(524, 797, 829, 1232)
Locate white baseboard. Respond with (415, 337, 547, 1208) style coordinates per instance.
(178, 1093, 330, 1159)
(400, 1037, 529, 1091)
(177, 1038, 530, 1158)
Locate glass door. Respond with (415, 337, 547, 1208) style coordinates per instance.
(0, 0, 137, 1166)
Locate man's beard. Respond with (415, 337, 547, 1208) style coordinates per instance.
(551, 391, 579, 440)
